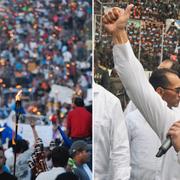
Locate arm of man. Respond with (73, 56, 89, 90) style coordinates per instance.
(94, 83, 130, 180)
(30, 120, 39, 142)
(110, 99, 131, 180)
(103, 5, 179, 141)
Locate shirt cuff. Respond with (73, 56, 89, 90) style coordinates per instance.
(177, 151, 180, 164)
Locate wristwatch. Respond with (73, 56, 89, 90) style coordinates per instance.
(177, 151, 180, 164)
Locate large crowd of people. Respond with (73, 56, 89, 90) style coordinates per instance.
(0, 0, 92, 117)
(0, 0, 92, 179)
(95, 0, 179, 72)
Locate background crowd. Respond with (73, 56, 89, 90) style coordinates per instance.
(94, 0, 179, 107)
(0, 0, 92, 179)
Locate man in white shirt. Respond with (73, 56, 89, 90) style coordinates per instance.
(102, 5, 180, 180)
(125, 109, 162, 180)
(36, 146, 69, 180)
(125, 68, 180, 180)
(94, 83, 130, 180)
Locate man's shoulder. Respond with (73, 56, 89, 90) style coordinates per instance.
(125, 109, 144, 123)
(36, 171, 51, 179)
(74, 165, 87, 179)
(95, 83, 119, 102)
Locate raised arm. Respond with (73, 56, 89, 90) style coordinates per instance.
(110, 99, 130, 179)
(30, 120, 39, 143)
(102, 5, 179, 141)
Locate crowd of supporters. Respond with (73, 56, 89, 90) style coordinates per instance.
(0, 0, 92, 117)
(95, 0, 179, 71)
(0, 1, 92, 179)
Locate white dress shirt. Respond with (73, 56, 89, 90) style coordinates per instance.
(36, 167, 66, 180)
(177, 152, 180, 164)
(125, 109, 162, 180)
(124, 100, 137, 116)
(113, 42, 180, 180)
(94, 83, 130, 180)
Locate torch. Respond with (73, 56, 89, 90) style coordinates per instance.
(13, 89, 22, 176)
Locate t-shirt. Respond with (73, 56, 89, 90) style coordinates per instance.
(0, 172, 17, 180)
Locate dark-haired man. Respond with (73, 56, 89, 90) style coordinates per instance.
(125, 68, 180, 180)
(102, 4, 180, 180)
(69, 140, 92, 180)
(36, 146, 69, 180)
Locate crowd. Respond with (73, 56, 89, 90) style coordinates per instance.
(95, 0, 179, 73)
(0, 0, 92, 117)
(0, 119, 92, 180)
(95, 0, 179, 22)
(0, 0, 92, 179)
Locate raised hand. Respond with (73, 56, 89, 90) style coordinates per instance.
(102, 4, 134, 34)
(168, 121, 180, 152)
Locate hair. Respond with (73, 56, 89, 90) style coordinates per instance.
(74, 97, 84, 107)
(51, 146, 69, 167)
(12, 139, 29, 154)
(149, 68, 179, 90)
(55, 172, 78, 180)
(171, 62, 180, 78)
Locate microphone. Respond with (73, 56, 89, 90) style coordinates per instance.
(156, 136, 172, 157)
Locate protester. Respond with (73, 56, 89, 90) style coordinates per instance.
(102, 4, 180, 180)
(69, 140, 92, 180)
(94, 82, 130, 180)
(67, 97, 92, 142)
(36, 146, 69, 180)
(6, 120, 39, 180)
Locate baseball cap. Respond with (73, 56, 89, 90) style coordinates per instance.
(69, 140, 89, 156)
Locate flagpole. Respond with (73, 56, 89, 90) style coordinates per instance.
(138, 20, 142, 61)
(160, 24, 165, 64)
(13, 90, 22, 176)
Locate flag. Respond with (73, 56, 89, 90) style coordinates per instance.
(57, 126, 73, 147)
(1, 124, 22, 144)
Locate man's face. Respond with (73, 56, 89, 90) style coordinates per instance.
(79, 149, 89, 164)
(161, 73, 180, 108)
(0, 150, 5, 169)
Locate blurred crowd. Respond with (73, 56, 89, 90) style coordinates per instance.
(0, 0, 92, 179)
(128, 21, 178, 70)
(0, 0, 92, 118)
(95, 0, 179, 22)
(95, 0, 179, 72)
(0, 119, 92, 180)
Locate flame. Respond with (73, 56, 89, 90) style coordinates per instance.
(15, 90, 22, 101)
